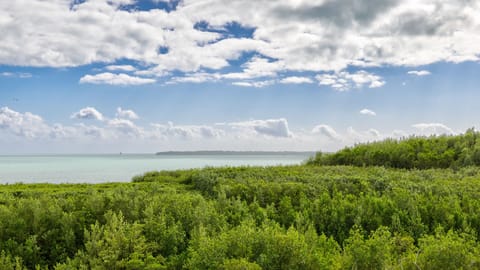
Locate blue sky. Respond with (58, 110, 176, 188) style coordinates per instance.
(1, 0, 480, 153)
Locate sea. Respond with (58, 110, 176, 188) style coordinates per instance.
(0, 152, 314, 184)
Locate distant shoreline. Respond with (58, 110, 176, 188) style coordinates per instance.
(155, 151, 316, 156)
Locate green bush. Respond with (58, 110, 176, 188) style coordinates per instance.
(309, 129, 480, 169)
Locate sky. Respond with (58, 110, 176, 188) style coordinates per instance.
(1, 0, 480, 154)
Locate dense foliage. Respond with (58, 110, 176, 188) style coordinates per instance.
(308, 129, 480, 169)
(2, 165, 480, 269)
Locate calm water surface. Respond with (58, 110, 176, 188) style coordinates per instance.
(0, 153, 313, 183)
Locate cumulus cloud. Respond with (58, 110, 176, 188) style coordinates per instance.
(0, 106, 471, 153)
(412, 123, 455, 135)
(169, 65, 313, 86)
(1, 107, 296, 143)
(1, 108, 320, 153)
(229, 118, 293, 138)
(360, 109, 377, 116)
(74, 123, 106, 139)
(48, 123, 77, 140)
(310, 124, 392, 147)
(368, 129, 381, 138)
(79, 73, 155, 86)
(316, 71, 385, 91)
(167, 72, 222, 84)
(0, 0, 477, 89)
(223, 56, 282, 80)
(312, 125, 339, 140)
(232, 80, 275, 88)
(184, 0, 480, 69)
(107, 118, 144, 137)
(346, 127, 383, 143)
(105, 65, 137, 72)
(0, 107, 48, 138)
(116, 107, 139, 120)
(279, 76, 314, 84)
(408, 70, 431, 76)
(151, 122, 225, 139)
(71, 107, 104, 121)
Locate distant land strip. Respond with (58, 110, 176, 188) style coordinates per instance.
(155, 151, 316, 156)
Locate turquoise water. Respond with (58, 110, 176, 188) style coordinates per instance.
(0, 153, 313, 184)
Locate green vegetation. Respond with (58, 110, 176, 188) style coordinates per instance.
(3, 133, 480, 269)
(1, 165, 480, 269)
(309, 128, 480, 169)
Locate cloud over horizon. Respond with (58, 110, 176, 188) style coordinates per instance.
(116, 107, 139, 120)
(312, 124, 339, 140)
(0, 106, 465, 153)
(0, 107, 48, 139)
(229, 119, 293, 138)
(412, 123, 455, 136)
(71, 107, 104, 121)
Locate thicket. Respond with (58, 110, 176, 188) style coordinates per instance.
(308, 128, 480, 169)
(2, 165, 480, 269)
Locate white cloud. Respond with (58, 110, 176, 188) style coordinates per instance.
(74, 123, 106, 139)
(107, 118, 144, 137)
(412, 123, 455, 135)
(360, 109, 377, 116)
(0, 107, 48, 138)
(369, 80, 385, 88)
(0, 0, 477, 93)
(0, 0, 476, 84)
(3, 0, 473, 152)
(167, 72, 222, 84)
(167, 67, 311, 87)
(0, 106, 471, 153)
(232, 80, 275, 88)
(79, 73, 156, 85)
(1, 107, 296, 143)
(1, 108, 327, 152)
(229, 118, 293, 138)
(0, 72, 32, 78)
(312, 124, 339, 140)
(48, 123, 78, 140)
(368, 128, 381, 138)
(116, 107, 139, 120)
(279, 76, 314, 84)
(316, 71, 385, 91)
(184, 0, 480, 70)
(71, 107, 104, 121)
(408, 70, 431, 76)
(223, 56, 282, 80)
(0, 107, 109, 141)
(151, 122, 225, 139)
(346, 127, 383, 143)
(105, 65, 137, 72)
